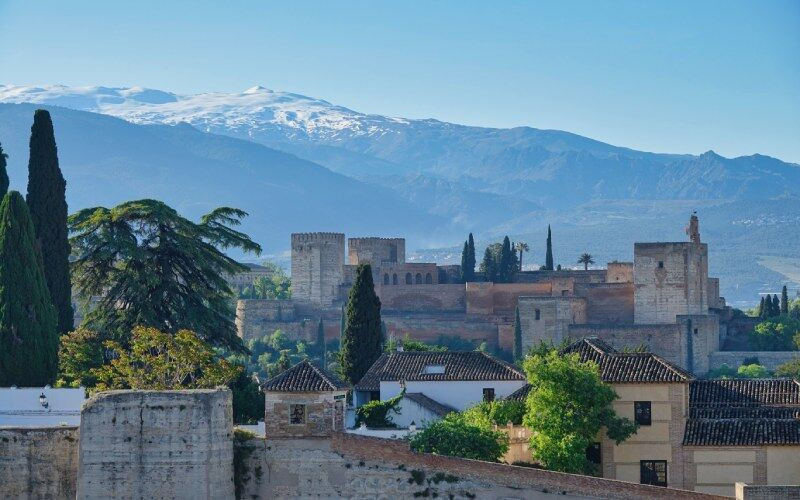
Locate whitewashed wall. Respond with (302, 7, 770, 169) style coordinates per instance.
(380, 380, 526, 411)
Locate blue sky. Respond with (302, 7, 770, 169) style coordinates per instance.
(1, 1, 798, 162)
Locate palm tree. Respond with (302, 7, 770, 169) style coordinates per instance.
(577, 253, 594, 271)
(514, 241, 529, 271)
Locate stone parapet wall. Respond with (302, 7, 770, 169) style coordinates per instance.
(377, 283, 466, 312)
(466, 282, 551, 315)
(736, 482, 800, 500)
(77, 388, 234, 499)
(383, 313, 504, 350)
(0, 426, 79, 500)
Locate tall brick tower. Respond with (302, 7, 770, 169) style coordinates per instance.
(291, 233, 345, 306)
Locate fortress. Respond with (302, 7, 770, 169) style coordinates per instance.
(237, 215, 748, 375)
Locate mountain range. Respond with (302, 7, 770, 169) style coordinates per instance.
(1, 84, 798, 304)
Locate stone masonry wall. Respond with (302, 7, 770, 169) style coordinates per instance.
(347, 237, 405, 265)
(291, 233, 345, 306)
(574, 282, 634, 324)
(709, 351, 800, 371)
(265, 391, 346, 438)
(77, 388, 234, 499)
(377, 283, 465, 312)
(237, 434, 727, 500)
(0, 426, 79, 500)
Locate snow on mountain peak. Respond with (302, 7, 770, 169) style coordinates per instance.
(0, 83, 403, 142)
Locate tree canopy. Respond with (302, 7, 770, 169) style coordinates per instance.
(69, 199, 261, 350)
(0, 191, 59, 385)
(522, 351, 636, 474)
(410, 412, 509, 462)
(0, 142, 8, 197)
(339, 264, 383, 385)
(460, 233, 476, 282)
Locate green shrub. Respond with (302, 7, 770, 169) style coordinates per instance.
(410, 413, 509, 462)
(749, 316, 800, 351)
(461, 400, 526, 428)
(355, 391, 404, 428)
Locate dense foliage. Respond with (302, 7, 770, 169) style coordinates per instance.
(708, 362, 772, 379)
(460, 233, 476, 282)
(355, 391, 404, 428)
(775, 359, 800, 378)
(230, 370, 265, 424)
(69, 199, 261, 350)
(26, 110, 74, 336)
(56, 328, 104, 388)
(0, 191, 59, 386)
(339, 264, 383, 385)
(238, 262, 292, 299)
(224, 329, 317, 380)
(91, 326, 241, 392)
(410, 413, 509, 462)
(479, 237, 518, 283)
(749, 315, 800, 351)
(0, 142, 7, 197)
(385, 335, 446, 353)
(522, 351, 636, 475)
(461, 399, 526, 428)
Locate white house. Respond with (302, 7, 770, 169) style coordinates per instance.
(353, 351, 526, 428)
(0, 386, 85, 427)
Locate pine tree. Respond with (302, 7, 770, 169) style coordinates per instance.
(545, 225, 554, 271)
(339, 264, 382, 385)
(26, 110, 73, 335)
(513, 305, 523, 362)
(0, 191, 59, 385)
(481, 247, 497, 282)
(758, 296, 766, 318)
(0, 142, 8, 197)
(316, 317, 325, 359)
(772, 294, 780, 318)
(781, 286, 789, 315)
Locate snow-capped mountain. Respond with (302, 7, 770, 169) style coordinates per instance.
(0, 84, 409, 143)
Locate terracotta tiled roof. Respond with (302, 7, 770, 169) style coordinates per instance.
(684, 378, 800, 446)
(354, 352, 525, 391)
(262, 359, 349, 392)
(404, 393, 458, 417)
(689, 379, 800, 408)
(683, 418, 800, 446)
(559, 338, 692, 383)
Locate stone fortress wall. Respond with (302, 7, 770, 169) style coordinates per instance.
(0, 426, 79, 499)
(238, 215, 745, 375)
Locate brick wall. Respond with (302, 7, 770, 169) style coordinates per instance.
(377, 284, 466, 312)
(575, 282, 634, 324)
(466, 282, 551, 315)
(0, 426, 79, 499)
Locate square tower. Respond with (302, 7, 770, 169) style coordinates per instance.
(347, 237, 405, 266)
(634, 242, 709, 324)
(291, 233, 345, 306)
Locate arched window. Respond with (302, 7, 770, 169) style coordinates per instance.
(383, 274, 390, 285)
(425, 273, 432, 284)
(405, 273, 412, 284)
(415, 273, 422, 284)
(392, 274, 398, 285)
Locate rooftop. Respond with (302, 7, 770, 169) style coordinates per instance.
(355, 351, 525, 391)
(404, 393, 458, 417)
(262, 359, 349, 392)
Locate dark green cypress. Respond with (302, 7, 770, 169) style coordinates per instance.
(758, 296, 765, 318)
(0, 142, 8, 197)
(26, 110, 73, 335)
(339, 264, 382, 385)
(781, 286, 789, 315)
(545, 225, 554, 271)
(513, 305, 523, 362)
(499, 236, 513, 283)
(0, 191, 59, 385)
(772, 294, 780, 318)
(460, 241, 471, 282)
(482, 247, 497, 282)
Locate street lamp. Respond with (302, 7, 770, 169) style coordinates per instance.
(38, 392, 49, 409)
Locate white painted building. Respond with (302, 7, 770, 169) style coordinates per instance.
(0, 386, 86, 427)
(354, 351, 526, 428)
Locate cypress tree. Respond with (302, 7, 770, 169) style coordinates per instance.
(482, 247, 497, 282)
(513, 305, 523, 362)
(26, 110, 73, 335)
(0, 142, 8, 197)
(460, 241, 471, 282)
(772, 294, 780, 318)
(758, 296, 766, 318)
(781, 286, 789, 315)
(545, 225, 554, 271)
(0, 191, 59, 385)
(316, 317, 325, 358)
(339, 264, 382, 385)
(499, 236, 513, 283)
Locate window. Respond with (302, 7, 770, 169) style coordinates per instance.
(535, 309, 541, 320)
(415, 273, 422, 284)
(289, 404, 306, 424)
(483, 388, 495, 402)
(634, 401, 652, 426)
(586, 442, 601, 465)
(405, 273, 412, 284)
(640, 460, 667, 487)
(693, 328, 698, 334)
(383, 274, 390, 285)
(392, 274, 398, 285)
(369, 391, 380, 401)
(422, 364, 445, 374)
(657, 261, 664, 269)
(425, 273, 432, 284)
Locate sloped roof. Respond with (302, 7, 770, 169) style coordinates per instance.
(404, 393, 458, 417)
(684, 378, 800, 446)
(262, 359, 349, 392)
(560, 338, 692, 383)
(506, 384, 532, 402)
(354, 351, 525, 391)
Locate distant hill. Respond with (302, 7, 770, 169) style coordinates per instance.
(1, 85, 799, 303)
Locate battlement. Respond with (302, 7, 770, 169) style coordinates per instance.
(292, 232, 345, 244)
